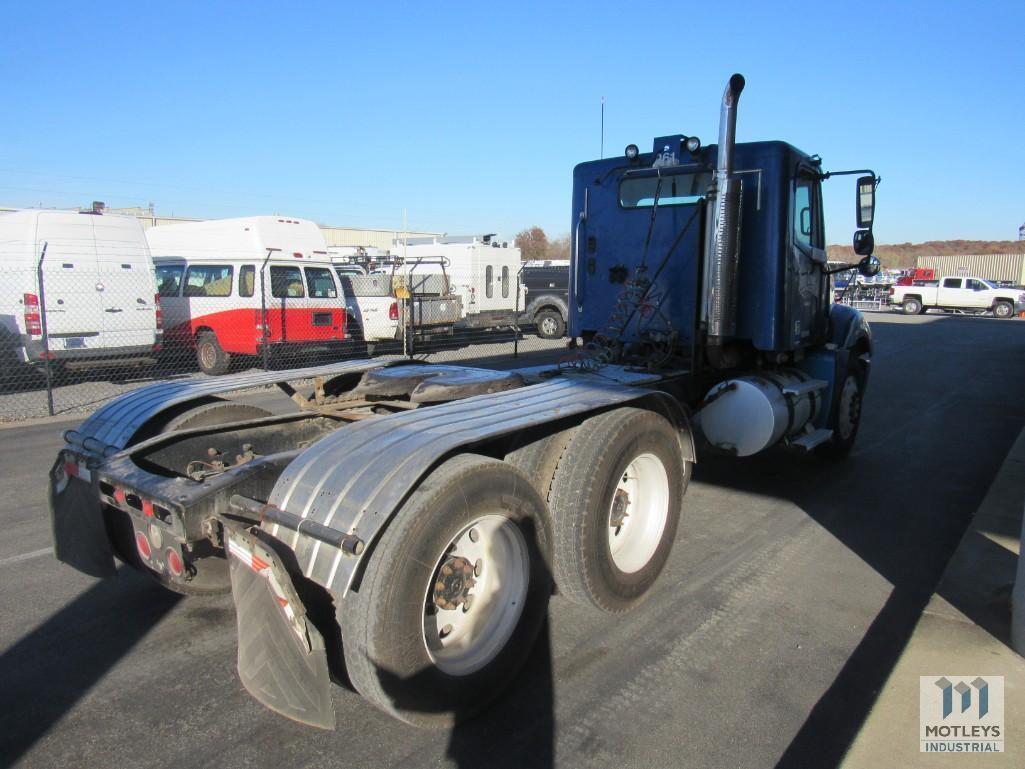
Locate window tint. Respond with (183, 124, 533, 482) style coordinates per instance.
(942, 278, 961, 289)
(155, 265, 183, 297)
(966, 278, 985, 291)
(239, 265, 255, 297)
(270, 266, 305, 298)
(486, 265, 494, 298)
(619, 171, 712, 208)
(305, 267, 338, 298)
(501, 266, 509, 298)
(183, 265, 233, 297)
(793, 180, 813, 250)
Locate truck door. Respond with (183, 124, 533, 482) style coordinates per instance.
(938, 277, 964, 307)
(964, 278, 991, 309)
(788, 173, 829, 346)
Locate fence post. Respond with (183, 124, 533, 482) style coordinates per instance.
(36, 242, 54, 416)
(513, 270, 522, 359)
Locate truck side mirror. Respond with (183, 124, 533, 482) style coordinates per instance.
(856, 176, 875, 228)
(857, 255, 881, 277)
(853, 228, 874, 256)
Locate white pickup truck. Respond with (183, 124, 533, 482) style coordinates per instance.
(889, 276, 1025, 318)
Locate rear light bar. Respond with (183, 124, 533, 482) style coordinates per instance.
(23, 293, 41, 336)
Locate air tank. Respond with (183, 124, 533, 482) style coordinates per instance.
(698, 370, 824, 456)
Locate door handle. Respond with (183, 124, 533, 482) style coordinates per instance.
(104, 308, 123, 313)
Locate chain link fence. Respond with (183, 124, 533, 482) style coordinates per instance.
(0, 239, 570, 422)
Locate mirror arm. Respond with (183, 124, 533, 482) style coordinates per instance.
(818, 169, 880, 184)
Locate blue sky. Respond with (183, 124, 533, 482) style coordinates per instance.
(2, 1, 1023, 246)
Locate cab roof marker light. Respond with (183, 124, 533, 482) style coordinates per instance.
(625, 144, 640, 160)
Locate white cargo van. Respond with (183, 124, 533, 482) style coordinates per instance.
(0, 209, 161, 374)
(395, 235, 525, 331)
(146, 216, 353, 375)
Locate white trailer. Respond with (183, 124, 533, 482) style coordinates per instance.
(0, 208, 161, 374)
(395, 235, 526, 330)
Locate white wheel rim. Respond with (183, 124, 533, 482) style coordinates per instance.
(837, 374, 861, 440)
(423, 514, 529, 676)
(608, 453, 669, 573)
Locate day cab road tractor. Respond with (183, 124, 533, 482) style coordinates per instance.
(49, 74, 881, 729)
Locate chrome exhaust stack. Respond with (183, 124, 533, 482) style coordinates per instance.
(705, 73, 745, 349)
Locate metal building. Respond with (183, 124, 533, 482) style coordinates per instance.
(915, 253, 1025, 285)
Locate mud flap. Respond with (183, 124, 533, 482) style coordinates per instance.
(225, 525, 335, 729)
(49, 454, 116, 578)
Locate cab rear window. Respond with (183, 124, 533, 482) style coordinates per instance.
(620, 171, 712, 208)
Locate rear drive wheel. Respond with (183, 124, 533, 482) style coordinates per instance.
(196, 331, 231, 375)
(340, 454, 553, 727)
(902, 297, 922, 315)
(548, 407, 686, 613)
(993, 301, 1014, 319)
(535, 310, 565, 340)
(504, 427, 577, 500)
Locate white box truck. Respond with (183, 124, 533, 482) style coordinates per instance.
(0, 209, 161, 377)
(395, 235, 525, 332)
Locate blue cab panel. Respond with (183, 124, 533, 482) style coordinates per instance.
(570, 140, 825, 354)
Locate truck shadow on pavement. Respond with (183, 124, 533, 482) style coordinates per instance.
(0, 568, 181, 767)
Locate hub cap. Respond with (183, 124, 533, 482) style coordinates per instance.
(608, 453, 670, 573)
(423, 515, 529, 676)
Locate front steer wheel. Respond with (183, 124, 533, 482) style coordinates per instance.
(340, 454, 553, 727)
(817, 359, 867, 460)
(993, 301, 1014, 319)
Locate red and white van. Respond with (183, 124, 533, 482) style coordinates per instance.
(147, 216, 351, 375)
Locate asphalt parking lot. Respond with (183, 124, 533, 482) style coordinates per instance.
(2, 313, 1024, 769)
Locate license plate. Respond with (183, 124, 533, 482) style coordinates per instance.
(64, 337, 86, 349)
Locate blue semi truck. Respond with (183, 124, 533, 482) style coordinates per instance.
(49, 74, 880, 728)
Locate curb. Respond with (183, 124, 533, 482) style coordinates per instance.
(841, 426, 1025, 767)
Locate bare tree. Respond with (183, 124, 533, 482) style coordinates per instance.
(515, 226, 549, 261)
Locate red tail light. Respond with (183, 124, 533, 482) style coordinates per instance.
(888, 287, 894, 295)
(154, 293, 163, 331)
(23, 293, 42, 336)
(166, 548, 184, 576)
(135, 530, 152, 560)
(389, 301, 399, 321)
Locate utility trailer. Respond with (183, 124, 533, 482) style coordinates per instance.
(49, 74, 881, 729)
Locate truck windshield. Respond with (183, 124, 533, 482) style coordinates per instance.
(620, 171, 712, 208)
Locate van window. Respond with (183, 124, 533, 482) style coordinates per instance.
(239, 265, 255, 297)
(271, 265, 305, 298)
(156, 265, 184, 297)
(304, 267, 338, 298)
(184, 265, 233, 297)
(501, 266, 510, 298)
(486, 265, 494, 298)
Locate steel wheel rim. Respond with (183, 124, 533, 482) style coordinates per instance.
(608, 453, 670, 573)
(423, 514, 529, 676)
(198, 342, 215, 370)
(837, 374, 861, 440)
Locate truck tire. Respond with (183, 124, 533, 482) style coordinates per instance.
(504, 427, 577, 500)
(993, 301, 1014, 319)
(548, 407, 687, 613)
(535, 309, 565, 340)
(817, 358, 867, 460)
(196, 331, 231, 375)
(340, 454, 553, 727)
(902, 297, 922, 315)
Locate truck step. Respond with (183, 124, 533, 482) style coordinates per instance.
(789, 428, 834, 451)
(782, 379, 829, 398)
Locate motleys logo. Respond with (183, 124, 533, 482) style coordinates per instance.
(920, 676, 1004, 753)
